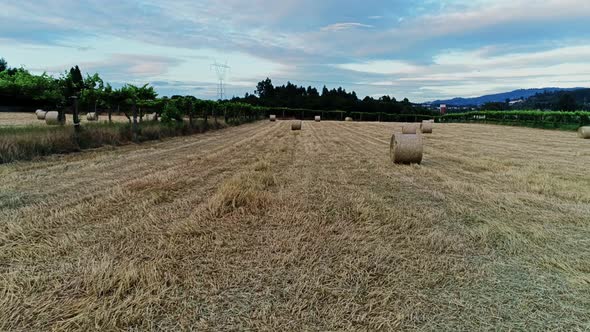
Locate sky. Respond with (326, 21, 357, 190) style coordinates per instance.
(1, 0, 590, 102)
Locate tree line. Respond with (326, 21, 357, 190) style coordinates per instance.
(0, 58, 226, 124)
(231, 78, 434, 115)
(1, 57, 435, 120)
(476, 90, 590, 112)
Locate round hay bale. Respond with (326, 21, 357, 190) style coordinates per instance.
(291, 120, 302, 131)
(315, 116, 321, 122)
(402, 124, 418, 134)
(270, 114, 277, 122)
(86, 112, 98, 121)
(578, 126, 590, 139)
(36, 110, 47, 120)
(420, 120, 433, 134)
(144, 113, 157, 121)
(345, 117, 353, 122)
(390, 133, 423, 164)
(45, 111, 63, 125)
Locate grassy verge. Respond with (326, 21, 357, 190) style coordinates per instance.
(0, 118, 232, 164)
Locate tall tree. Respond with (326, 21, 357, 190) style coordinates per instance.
(255, 78, 275, 100)
(69, 65, 85, 95)
(102, 83, 114, 122)
(558, 93, 577, 111)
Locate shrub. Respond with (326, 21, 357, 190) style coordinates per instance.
(441, 110, 590, 130)
(161, 101, 183, 123)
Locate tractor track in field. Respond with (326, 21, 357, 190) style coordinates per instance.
(2, 120, 590, 331)
(1, 122, 279, 214)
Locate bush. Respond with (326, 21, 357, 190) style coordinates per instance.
(161, 101, 183, 123)
(440, 110, 590, 130)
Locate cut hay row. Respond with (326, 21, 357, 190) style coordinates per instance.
(579, 126, 590, 139)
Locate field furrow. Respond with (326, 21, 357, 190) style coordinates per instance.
(1, 121, 589, 331)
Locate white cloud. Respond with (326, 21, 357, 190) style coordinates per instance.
(335, 43, 590, 100)
(338, 60, 422, 75)
(321, 23, 374, 32)
(3, 0, 590, 101)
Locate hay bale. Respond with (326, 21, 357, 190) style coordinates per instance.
(36, 110, 47, 120)
(578, 126, 590, 139)
(270, 114, 277, 122)
(390, 133, 423, 164)
(86, 112, 98, 121)
(291, 120, 302, 131)
(345, 117, 353, 122)
(402, 124, 418, 134)
(45, 111, 63, 125)
(420, 120, 433, 134)
(315, 116, 321, 122)
(144, 113, 157, 121)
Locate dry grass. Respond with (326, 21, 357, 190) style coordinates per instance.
(0, 112, 129, 127)
(1, 121, 590, 330)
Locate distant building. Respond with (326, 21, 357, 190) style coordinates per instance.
(440, 104, 447, 114)
(509, 99, 524, 106)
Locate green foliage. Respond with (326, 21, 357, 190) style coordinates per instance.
(441, 110, 590, 130)
(237, 77, 430, 115)
(60, 65, 85, 98)
(263, 106, 435, 122)
(161, 100, 183, 123)
(0, 68, 63, 108)
(0, 57, 7, 72)
(512, 88, 590, 111)
(482, 102, 507, 111)
(558, 93, 577, 112)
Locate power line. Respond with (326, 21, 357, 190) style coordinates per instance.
(210, 61, 230, 100)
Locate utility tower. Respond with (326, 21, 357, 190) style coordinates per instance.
(211, 61, 230, 100)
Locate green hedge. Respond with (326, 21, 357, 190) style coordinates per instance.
(263, 107, 435, 122)
(440, 110, 590, 130)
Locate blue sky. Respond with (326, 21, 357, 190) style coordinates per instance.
(1, 0, 590, 101)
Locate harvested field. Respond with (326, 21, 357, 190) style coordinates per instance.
(0, 112, 130, 127)
(1, 121, 590, 330)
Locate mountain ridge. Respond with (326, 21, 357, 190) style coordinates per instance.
(429, 87, 586, 106)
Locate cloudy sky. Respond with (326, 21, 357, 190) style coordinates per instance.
(1, 0, 590, 101)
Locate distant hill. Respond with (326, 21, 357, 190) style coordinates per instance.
(514, 88, 590, 110)
(430, 88, 585, 106)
